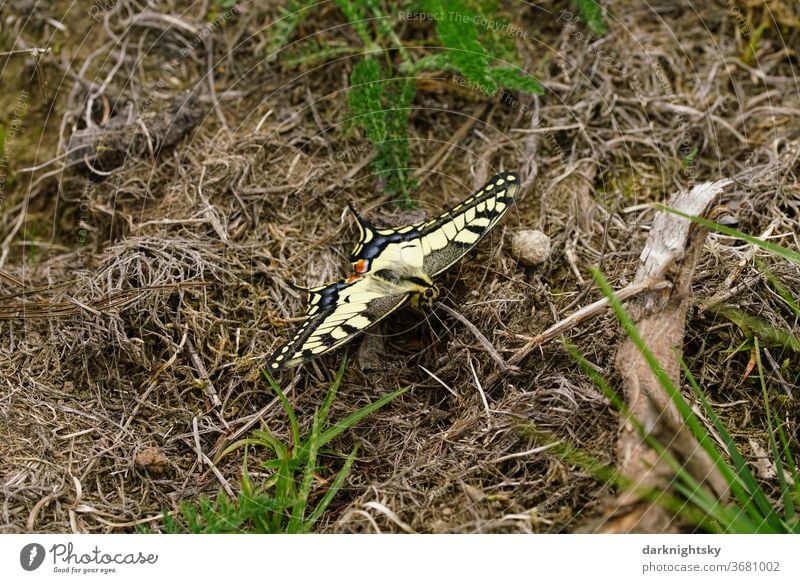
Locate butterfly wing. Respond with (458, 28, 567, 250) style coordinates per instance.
(267, 275, 410, 372)
(349, 172, 520, 277)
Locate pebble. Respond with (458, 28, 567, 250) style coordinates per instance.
(510, 229, 551, 266)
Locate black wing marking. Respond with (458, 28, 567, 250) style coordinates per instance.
(266, 276, 410, 372)
(348, 172, 519, 277)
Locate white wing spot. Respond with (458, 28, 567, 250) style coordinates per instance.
(349, 315, 371, 329)
(496, 178, 505, 185)
(421, 236, 432, 256)
(330, 327, 349, 340)
(271, 362, 279, 369)
(485, 183, 494, 190)
(455, 230, 480, 244)
(311, 345, 328, 354)
(507, 174, 516, 181)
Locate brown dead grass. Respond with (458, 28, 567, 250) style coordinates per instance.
(1, 0, 798, 533)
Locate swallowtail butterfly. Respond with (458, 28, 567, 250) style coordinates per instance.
(267, 172, 520, 371)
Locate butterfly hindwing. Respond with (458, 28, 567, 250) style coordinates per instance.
(349, 172, 519, 277)
(267, 276, 410, 372)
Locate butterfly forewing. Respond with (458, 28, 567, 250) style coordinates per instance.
(349, 172, 519, 276)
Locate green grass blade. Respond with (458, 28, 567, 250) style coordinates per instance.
(262, 370, 301, 449)
(680, 354, 784, 530)
(756, 257, 800, 319)
(566, 343, 736, 531)
(319, 354, 348, 428)
(755, 338, 796, 523)
(657, 206, 800, 265)
(317, 386, 407, 447)
(711, 305, 800, 352)
(307, 444, 359, 529)
(288, 410, 321, 533)
(591, 269, 784, 530)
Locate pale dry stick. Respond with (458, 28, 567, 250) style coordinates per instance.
(206, 37, 229, 131)
(511, 123, 582, 134)
(699, 273, 763, 313)
(511, 276, 673, 365)
(362, 501, 416, 534)
(197, 165, 229, 243)
(185, 336, 222, 408)
(26, 487, 69, 532)
(413, 104, 488, 185)
(699, 222, 776, 312)
(437, 302, 515, 372)
(0, 47, 51, 58)
(467, 355, 491, 423)
(192, 416, 235, 498)
(490, 441, 561, 464)
(337, 508, 382, 533)
(63, 296, 103, 317)
(87, 511, 176, 529)
(122, 331, 188, 431)
(0, 270, 23, 287)
(418, 365, 458, 398)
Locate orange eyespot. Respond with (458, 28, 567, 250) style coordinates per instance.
(346, 274, 364, 284)
(354, 259, 368, 273)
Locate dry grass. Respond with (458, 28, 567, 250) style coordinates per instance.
(1, 0, 798, 533)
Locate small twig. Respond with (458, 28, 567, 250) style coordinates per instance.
(418, 365, 458, 397)
(362, 501, 416, 534)
(437, 302, 515, 372)
(490, 441, 560, 464)
(185, 336, 221, 408)
(206, 37, 229, 131)
(413, 103, 488, 184)
(193, 417, 234, 497)
(0, 47, 51, 58)
(699, 273, 763, 312)
(699, 222, 776, 312)
(123, 331, 188, 431)
(26, 487, 68, 532)
(64, 296, 103, 317)
(512, 277, 672, 357)
(468, 355, 491, 423)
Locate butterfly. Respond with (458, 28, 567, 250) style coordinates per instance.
(267, 172, 520, 372)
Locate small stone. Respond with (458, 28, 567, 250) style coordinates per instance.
(510, 230, 551, 266)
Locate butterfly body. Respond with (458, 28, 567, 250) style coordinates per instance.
(267, 172, 519, 372)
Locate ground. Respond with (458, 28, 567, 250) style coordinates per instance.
(0, 0, 798, 533)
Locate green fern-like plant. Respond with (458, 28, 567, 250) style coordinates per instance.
(574, 0, 607, 35)
(270, 0, 545, 206)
